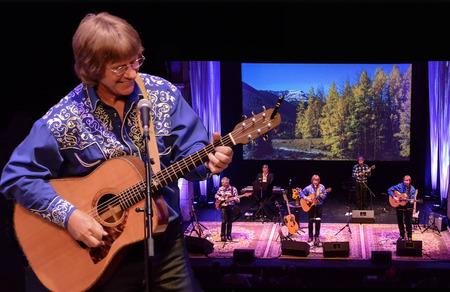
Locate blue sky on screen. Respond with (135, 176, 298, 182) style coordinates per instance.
(242, 63, 411, 93)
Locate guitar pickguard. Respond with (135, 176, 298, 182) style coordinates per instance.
(89, 210, 128, 264)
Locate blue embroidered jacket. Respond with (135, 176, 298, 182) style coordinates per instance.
(299, 183, 328, 206)
(0, 73, 211, 228)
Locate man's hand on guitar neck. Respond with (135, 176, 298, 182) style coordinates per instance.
(67, 209, 108, 248)
(204, 132, 234, 174)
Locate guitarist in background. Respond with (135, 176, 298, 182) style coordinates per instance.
(299, 175, 328, 245)
(352, 156, 372, 210)
(388, 175, 416, 241)
(0, 12, 233, 291)
(215, 177, 240, 242)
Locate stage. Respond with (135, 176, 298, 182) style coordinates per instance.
(185, 222, 450, 261)
(183, 194, 450, 288)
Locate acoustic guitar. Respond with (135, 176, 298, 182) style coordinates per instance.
(13, 106, 281, 292)
(282, 192, 299, 234)
(300, 187, 332, 212)
(389, 190, 422, 208)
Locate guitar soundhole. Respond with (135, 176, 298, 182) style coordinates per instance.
(97, 193, 124, 224)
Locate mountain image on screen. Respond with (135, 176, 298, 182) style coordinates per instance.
(242, 63, 412, 161)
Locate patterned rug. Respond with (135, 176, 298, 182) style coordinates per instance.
(363, 224, 450, 261)
(186, 221, 450, 261)
(185, 221, 275, 258)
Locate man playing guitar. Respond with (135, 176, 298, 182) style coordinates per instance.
(352, 156, 373, 210)
(299, 175, 328, 245)
(388, 175, 417, 241)
(215, 177, 240, 242)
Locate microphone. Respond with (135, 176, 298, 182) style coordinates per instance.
(137, 97, 152, 137)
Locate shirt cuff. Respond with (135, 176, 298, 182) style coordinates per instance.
(30, 196, 77, 229)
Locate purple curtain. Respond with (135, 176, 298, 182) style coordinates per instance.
(189, 61, 221, 197)
(428, 61, 450, 208)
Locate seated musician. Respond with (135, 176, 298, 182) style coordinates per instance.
(215, 177, 239, 242)
(388, 175, 416, 241)
(299, 174, 328, 245)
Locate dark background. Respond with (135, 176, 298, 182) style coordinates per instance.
(1, 1, 448, 290)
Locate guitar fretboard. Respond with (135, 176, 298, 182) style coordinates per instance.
(118, 133, 235, 210)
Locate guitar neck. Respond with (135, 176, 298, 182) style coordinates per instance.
(226, 193, 250, 202)
(118, 107, 281, 211)
(119, 134, 234, 210)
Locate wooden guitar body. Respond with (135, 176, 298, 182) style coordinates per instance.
(389, 190, 421, 208)
(283, 214, 299, 234)
(300, 193, 316, 212)
(14, 156, 168, 292)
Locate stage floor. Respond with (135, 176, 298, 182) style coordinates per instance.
(185, 221, 450, 261)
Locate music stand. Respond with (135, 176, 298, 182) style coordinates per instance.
(252, 181, 271, 221)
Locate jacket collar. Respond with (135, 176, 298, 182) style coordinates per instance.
(84, 82, 142, 112)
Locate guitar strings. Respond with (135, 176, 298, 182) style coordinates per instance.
(87, 115, 262, 218)
(86, 112, 271, 219)
(88, 113, 269, 218)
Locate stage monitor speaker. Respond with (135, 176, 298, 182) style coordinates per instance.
(233, 249, 255, 264)
(396, 240, 422, 256)
(323, 241, 350, 257)
(185, 236, 214, 255)
(352, 210, 375, 223)
(281, 240, 310, 257)
(371, 251, 392, 264)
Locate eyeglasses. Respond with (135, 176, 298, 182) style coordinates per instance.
(107, 55, 145, 77)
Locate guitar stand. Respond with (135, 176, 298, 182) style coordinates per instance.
(186, 210, 208, 237)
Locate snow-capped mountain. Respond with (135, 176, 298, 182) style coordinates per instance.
(265, 89, 308, 104)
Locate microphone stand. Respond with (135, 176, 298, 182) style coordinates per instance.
(142, 128, 154, 291)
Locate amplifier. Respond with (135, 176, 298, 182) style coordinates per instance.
(233, 249, 255, 264)
(352, 210, 375, 223)
(185, 236, 214, 255)
(396, 240, 422, 256)
(281, 240, 310, 257)
(323, 241, 350, 258)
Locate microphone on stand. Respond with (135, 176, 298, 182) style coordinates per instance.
(137, 97, 152, 138)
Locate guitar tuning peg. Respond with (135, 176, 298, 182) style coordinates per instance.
(241, 115, 247, 121)
(251, 111, 255, 116)
(252, 140, 257, 146)
(262, 106, 266, 111)
(263, 134, 269, 141)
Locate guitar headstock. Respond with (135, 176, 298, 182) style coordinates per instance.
(325, 187, 332, 193)
(282, 191, 288, 202)
(230, 107, 281, 145)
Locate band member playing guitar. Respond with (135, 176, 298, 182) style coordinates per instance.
(215, 177, 241, 242)
(352, 156, 374, 210)
(0, 12, 234, 291)
(299, 175, 329, 245)
(388, 175, 417, 241)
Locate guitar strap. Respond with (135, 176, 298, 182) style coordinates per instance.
(135, 74, 161, 173)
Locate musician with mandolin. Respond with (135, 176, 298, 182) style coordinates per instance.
(298, 175, 329, 245)
(352, 156, 374, 210)
(388, 175, 417, 241)
(0, 12, 236, 292)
